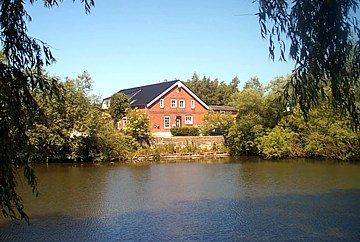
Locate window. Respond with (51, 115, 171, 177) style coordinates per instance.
(191, 100, 195, 109)
(159, 99, 164, 108)
(123, 117, 127, 129)
(179, 99, 185, 108)
(185, 116, 193, 125)
(171, 99, 177, 108)
(102, 100, 110, 109)
(164, 116, 171, 129)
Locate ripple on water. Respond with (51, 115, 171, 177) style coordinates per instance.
(1, 161, 360, 241)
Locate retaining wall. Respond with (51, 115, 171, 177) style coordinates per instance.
(153, 136, 225, 149)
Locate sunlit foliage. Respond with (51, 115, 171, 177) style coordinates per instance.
(258, 0, 360, 128)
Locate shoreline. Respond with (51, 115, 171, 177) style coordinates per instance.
(131, 152, 229, 163)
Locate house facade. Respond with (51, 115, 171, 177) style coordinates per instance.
(103, 80, 209, 136)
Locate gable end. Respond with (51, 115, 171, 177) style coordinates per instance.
(146, 81, 209, 109)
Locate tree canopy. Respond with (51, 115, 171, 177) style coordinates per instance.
(226, 75, 360, 159)
(108, 92, 130, 122)
(185, 72, 240, 106)
(257, 0, 360, 128)
(0, 0, 94, 222)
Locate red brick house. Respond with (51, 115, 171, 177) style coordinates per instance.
(102, 80, 209, 136)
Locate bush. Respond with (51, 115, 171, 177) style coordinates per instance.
(93, 120, 140, 162)
(170, 127, 200, 136)
(124, 108, 151, 146)
(257, 126, 302, 159)
(303, 123, 359, 160)
(201, 111, 234, 136)
(226, 113, 264, 156)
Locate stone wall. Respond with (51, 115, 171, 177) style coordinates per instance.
(153, 136, 225, 150)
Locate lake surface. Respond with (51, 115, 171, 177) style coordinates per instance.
(1, 158, 360, 241)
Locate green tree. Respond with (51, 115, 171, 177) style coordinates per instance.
(262, 76, 289, 128)
(228, 87, 265, 155)
(0, 0, 94, 222)
(257, 0, 360, 128)
(29, 72, 101, 162)
(294, 103, 359, 160)
(243, 77, 264, 94)
(108, 92, 130, 122)
(258, 126, 301, 159)
(185, 72, 239, 106)
(124, 108, 151, 146)
(29, 72, 140, 162)
(227, 76, 285, 155)
(230, 88, 264, 117)
(218, 76, 240, 105)
(201, 110, 234, 138)
(266, 97, 360, 160)
(227, 113, 264, 156)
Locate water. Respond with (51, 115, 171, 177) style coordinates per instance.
(1, 158, 360, 241)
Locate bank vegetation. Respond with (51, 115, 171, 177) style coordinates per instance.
(25, 72, 360, 163)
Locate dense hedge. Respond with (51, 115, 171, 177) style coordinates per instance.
(170, 127, 200, 136)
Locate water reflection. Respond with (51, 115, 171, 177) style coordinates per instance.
(1, 159, 360, 241)
(237, 160, 360, 197)
(16, 163, 111, 218)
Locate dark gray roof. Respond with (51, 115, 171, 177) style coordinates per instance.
(118, 80, 179, 107)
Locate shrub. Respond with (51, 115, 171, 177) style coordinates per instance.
(303, 123, 359, 160)
(226, 113, 264, 156)
(124, 108, 151, 146)
(155, 143, 178, 154)
(257, 126, 302, 159)
(170, 127, 200, 136)
(94, 120, 140, 162)
(201, 111, 234, 136)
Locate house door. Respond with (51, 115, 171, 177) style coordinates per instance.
(175, 116, 182, 127)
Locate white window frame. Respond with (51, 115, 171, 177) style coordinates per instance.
(159, 99, 164, 108)
(179, 99, 185, 108)
(171, 99, 177, 108)
(102, 100, 110, 109)
(122, 117, 128, 129)
(164, 116, 171, 129)
(191, 100, 195, 109)
(185, 116, 193, 125)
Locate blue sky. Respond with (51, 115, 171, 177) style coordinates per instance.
(27, 0, 294, 98)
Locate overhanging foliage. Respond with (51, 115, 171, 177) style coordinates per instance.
(258, 0, 360, 129)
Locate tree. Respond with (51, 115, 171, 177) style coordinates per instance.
(108, 92, 130, 122)
(29, 72, 101, 162)
(257, 126, 301, 159)
(185, 73, 240, 106)
(228, 88, 265, 155)
(227, 76, 286, 155)
(124, 108, 151, 146)
(29, 72, 140, 163)
(257, 0, 360, 129)
(243, 77, 264, 94)
(201, 111, 234, 138)
(0, 0, 94, 222)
